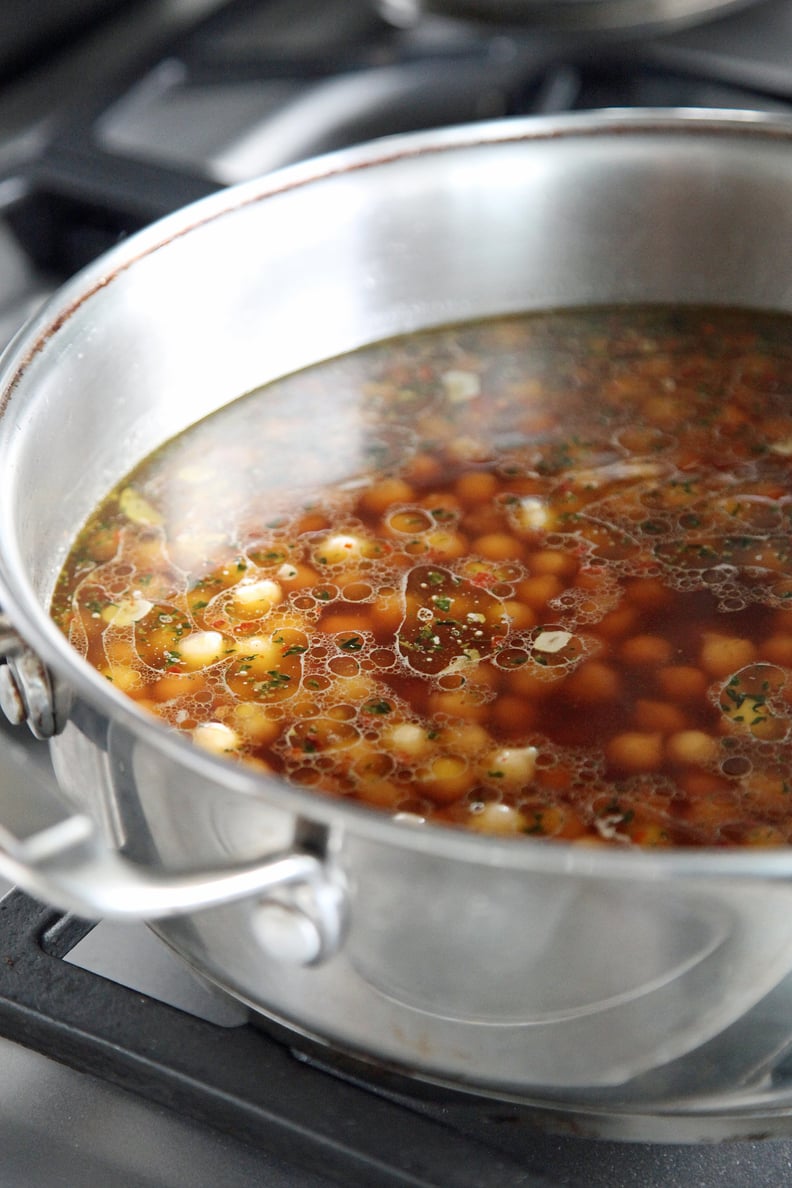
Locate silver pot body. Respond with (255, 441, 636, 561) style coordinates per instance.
(4, 111, 792, 1135)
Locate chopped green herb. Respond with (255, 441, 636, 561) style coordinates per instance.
(363, 700, 392, 715)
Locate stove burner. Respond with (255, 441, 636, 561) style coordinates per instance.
(4, 0, 791, 277)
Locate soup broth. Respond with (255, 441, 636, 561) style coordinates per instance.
(52, 307, 792, 847)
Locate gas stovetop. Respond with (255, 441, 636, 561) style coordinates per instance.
(3, 846, 792, 1188)
(4, 1, 792, 1184)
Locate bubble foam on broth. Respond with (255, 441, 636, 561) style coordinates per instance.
(50, 306, 792, 847)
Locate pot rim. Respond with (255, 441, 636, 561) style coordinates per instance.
(385, 0, 760, 35)
(4, 105, 792, 880)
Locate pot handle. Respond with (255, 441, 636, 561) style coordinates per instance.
(0, 736, 346, 966)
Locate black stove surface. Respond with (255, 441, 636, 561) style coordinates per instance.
(3, 880, 792, 1188)
(3, 1, 792, 1185)
(5, 0, 792, 276)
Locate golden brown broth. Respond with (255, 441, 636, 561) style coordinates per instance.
(51, 307, 792, 847)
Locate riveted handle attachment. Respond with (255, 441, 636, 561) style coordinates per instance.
(0, 734, 346, 965)
(0, 611, 70, 739)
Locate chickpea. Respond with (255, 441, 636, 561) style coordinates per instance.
(552, 807, 588, 840)
(447, 436, 489, 464)
(620, 634, 672, 666)
(387, 508, 434, 536)
(744, 772, 792, 812)
(420, 491, 462, 519)
(642, 393, 688, 428)
(293, 510, 331, 535)
(683, 793, 739, 827)
(405, 454, 443, 486)
(369, 588, 403, 639)
(606, 731, 663, 773)
(700, 633, 757, 679)
(314, 533, 373, 566)
(231, 703, 281, 746)
(515, 574, 563, 610)
(444, 722, 490, 755)
(482, 745, 538, 788)
(518, 804, 562, 837)
(320, 612, 373, 636)
(494, 599, 536, 631)
(742, 825, 787, 847)
(428, 687, 489, 723)
(152, 671, 206, 702)
(133, 697, 162, 718)
(628, 822, 672, 847)
(419, 755, 473, 803)
(104, 638, 139, 665)
(666, 730, 720, 767)
(472, 533, 524, 562)
(287, 715, 359, 754)
(232, 635, 286, 668)
(490, 694, 537, 736)
(633, 699, 687, 734)
(193, 721, 240, 754)
(657, 665, 708, 701)
(101, 664, 144, 695)
(455, 470, 499, 506)
(469, 803, 527, 835)
(423, 528, 469, 559)
(276, 562, 319, 591)
(678, 770, 731, 797)
(324, 673, 377, 706)
(231, 578, 282, 617)
(760, 635, 792, 666)
(527, 549, 578, 578)
(179, 630, 229, 669)
(357, 477, 414, 517)
(508, 667, 551, 699)
(382, 721, 433, 761)
(463, 506, 506, 538)
(565, 661, 620, 704)
(357, 779, 402, 809)
(596, 605, 639, 641)
(625, 578, 672, 610)
(536, 762, 572, 791)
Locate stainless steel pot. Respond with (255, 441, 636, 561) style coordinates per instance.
(3, 110, 792, 1138)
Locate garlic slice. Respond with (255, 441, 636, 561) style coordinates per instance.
(534, 630, 573, 654)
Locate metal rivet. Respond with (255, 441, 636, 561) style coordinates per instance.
(252, 899, 323, 966)
(0, 665, 25, 726)
(12, 651, 55, 739)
